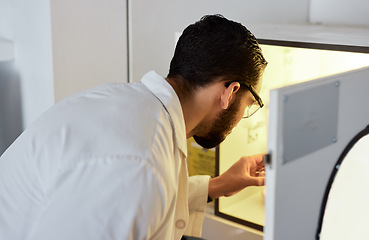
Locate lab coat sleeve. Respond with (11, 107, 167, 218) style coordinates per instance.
(184, 175, 211, 237)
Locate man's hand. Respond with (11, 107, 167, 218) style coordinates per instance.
(208, 154, 265, 200)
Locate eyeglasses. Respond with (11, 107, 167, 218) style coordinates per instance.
(225, 81, 264, 118)
(242, 84, 264, 118)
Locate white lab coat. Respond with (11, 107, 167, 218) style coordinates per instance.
(0, 71, 209, 239)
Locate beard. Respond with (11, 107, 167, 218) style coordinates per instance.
(193, 98, 241, 149)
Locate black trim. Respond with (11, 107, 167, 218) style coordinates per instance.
(257, 39, 369, 54)
(315, 125, 369, 240)
(214, 146, 264, 232)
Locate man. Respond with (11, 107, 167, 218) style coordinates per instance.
(0, 14, 267, 239)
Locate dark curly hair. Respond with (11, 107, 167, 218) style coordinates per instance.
(167, 14, 267, 99)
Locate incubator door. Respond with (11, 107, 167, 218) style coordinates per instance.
(264, 66, 369, 240)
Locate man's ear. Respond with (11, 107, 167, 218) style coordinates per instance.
(220, 82, 241, 109)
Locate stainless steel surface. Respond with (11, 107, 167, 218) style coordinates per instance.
(0, 61, 22, 155)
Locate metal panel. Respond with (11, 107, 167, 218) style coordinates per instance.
(282, 81, 339, 164)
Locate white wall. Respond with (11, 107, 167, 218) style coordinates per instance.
(1, 0, 367, 129)
(129, 0, 310, 82)
(0, 0, 128, 129)
(0, 0, 54, 128)
(129, 0, 369, 83)
(51, 0, 128, 102)
(309, 0, 369, 26)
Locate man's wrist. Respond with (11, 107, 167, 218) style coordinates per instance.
(208, 176, 224, 200)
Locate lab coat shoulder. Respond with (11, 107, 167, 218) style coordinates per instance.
(1, 82, 181, 239)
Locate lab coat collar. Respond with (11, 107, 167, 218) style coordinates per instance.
(141, 71, 188, 158)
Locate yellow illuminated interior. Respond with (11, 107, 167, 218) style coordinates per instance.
(218, 44, 369, 229)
